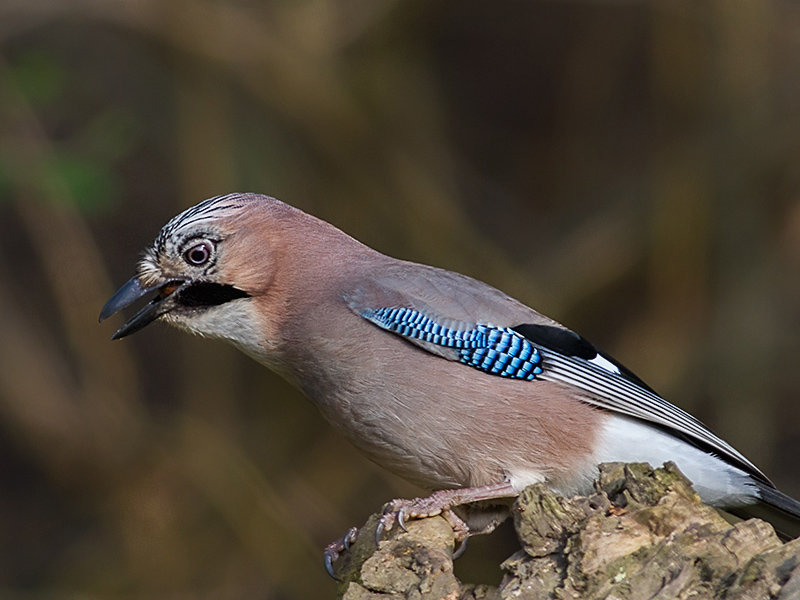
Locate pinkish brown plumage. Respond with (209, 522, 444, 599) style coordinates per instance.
(101, 192, 800, 576)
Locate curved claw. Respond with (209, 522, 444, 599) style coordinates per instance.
(343, 526, 358, 551)
(324, 525, 361, 581)
(452, 537, 469, 560)
(375, 518, 386, 544)
(324, 550, 340, 581)
(397, 509, 408, 532)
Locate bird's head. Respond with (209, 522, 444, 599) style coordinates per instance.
(100, 193, 285, 344)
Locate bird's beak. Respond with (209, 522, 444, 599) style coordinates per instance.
(99, 276, 188, 340)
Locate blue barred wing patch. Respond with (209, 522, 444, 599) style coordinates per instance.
(363, 307, 543, 380)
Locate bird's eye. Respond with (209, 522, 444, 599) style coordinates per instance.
(184, 241, 213, 266)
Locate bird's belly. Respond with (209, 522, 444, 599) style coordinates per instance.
(308, 352, 606, 493)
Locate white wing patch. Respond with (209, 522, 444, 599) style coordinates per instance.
(588, 354, 621, 375)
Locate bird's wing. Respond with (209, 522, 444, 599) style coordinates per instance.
(346, 264, 770, 484)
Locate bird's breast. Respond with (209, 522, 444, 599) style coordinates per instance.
(287, 317, 606, 492)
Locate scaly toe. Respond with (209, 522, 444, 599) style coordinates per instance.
(324, 525, 362, 580)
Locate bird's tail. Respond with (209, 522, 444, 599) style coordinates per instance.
(727, 482, 800, 541)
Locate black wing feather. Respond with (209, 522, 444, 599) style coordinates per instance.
(511, 324, 658, 395)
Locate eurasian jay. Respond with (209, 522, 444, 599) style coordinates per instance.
(100, 193, 800, 574)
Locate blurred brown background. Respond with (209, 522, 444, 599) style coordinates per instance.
(2, 0, 800, 597)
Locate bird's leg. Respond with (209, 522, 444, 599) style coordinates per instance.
(323, 526, 358, 580)
(376, 480, 518, 543)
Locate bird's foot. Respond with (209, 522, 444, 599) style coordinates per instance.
(376, 495, 471, 542)
(324, 481, 517, 579)
(375, 480, 518, 544)
(323, 526, 358, 580)
(378, 498, 473, 558)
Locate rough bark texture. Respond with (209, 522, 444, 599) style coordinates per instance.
(334, 462, 800, 600)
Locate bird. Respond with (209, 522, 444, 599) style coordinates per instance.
(100, 192, 800, 575)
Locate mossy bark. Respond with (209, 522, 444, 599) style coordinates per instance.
(334, 462, 800, 599)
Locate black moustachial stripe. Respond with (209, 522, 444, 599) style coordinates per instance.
(178, 282, 250, 308)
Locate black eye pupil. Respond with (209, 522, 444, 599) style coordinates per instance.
(186, 244, 210, 265)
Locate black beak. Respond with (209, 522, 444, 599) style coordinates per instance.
(99, 276, 188, 340)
